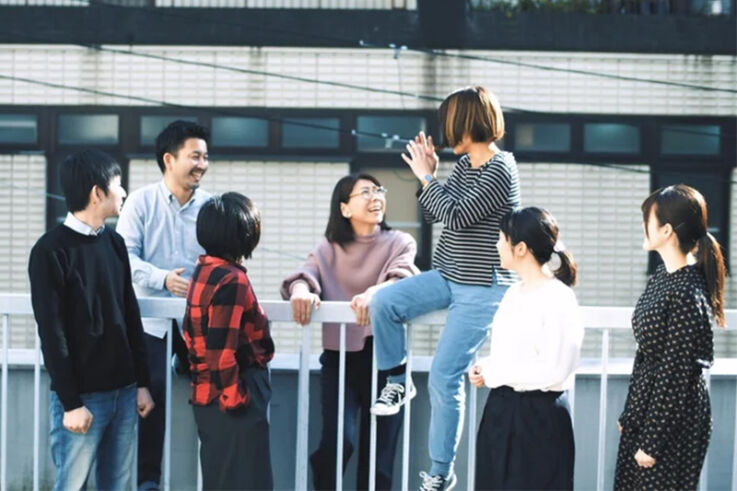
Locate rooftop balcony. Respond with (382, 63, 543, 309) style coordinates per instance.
(0, 293, 736, 490)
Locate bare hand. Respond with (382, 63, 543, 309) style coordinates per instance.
(468, 365, 485, 388)
(63, 406, 93, 434)
(634, 449, 655, 468)
(350, 288, 375, 326)
(137, 388, 155, 418)
(165, 267, 189, 297)
(290, 283, 321, 325)
(401, 131, 439, 183)
(617, 421, 622, 434)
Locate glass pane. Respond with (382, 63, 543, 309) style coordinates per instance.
(140, 116, 197, 146)
(58, 114, 119, 145)
(282, 118, 340, 149)
(515, 123, 570, 152)
(0, 115, 37, 144)
(584, 123, 640, 153)
(661, 125, 721, 155)
(212, 117, 268, 147)
(357, 116, 426, 150)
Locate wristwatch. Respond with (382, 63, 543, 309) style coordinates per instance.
(423, 174, 434, 184)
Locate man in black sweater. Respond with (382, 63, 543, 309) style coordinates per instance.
(28, 149, 154, 491)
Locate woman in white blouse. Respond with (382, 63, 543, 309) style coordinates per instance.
(468, 207, 584, 490)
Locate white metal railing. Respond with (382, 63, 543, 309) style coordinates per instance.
(0, 293, 736, 491)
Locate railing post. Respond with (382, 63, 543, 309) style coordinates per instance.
(1, 315, 7, 491)
(569, 375, 576, 427)
(295, 323, 311, 490)
(33, 334, 40, 491)
(596, 328, 610, 491)
(401, 323, 412, 491)
(369, 347, 378, 491)
(336, 323, 346, 490)
(700, 369, 711, 491)
(467, 377, 477, 490)
(163, 322, 173, 491)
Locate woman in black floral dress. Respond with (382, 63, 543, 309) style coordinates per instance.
(615, 184, 726, 490)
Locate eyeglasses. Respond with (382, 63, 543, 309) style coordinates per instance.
(349, 186, 388, 200)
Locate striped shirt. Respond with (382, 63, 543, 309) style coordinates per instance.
(183, 255, 275, 411)
(418, 151, 520, 286)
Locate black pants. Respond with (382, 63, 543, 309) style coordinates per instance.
(475, 386, 575, 491)
(137, 327, 190, 486)
(311, 338, 403, 491)
(193, 367, 273, 491)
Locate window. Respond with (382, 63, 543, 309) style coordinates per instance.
(58, 114, 119, 145)
(140, 116, 197, 146)
(584, 123, 640, 153)
(661, 125, 721, 155)
(356, 116, 426, 151)
(281, 118, 340, 149)
(0, 115, 37, 144)
(514, 123, 570, 152)
(212, 117, 268, 147)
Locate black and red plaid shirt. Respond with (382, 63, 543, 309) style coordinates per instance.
(183, 255, 274, 411)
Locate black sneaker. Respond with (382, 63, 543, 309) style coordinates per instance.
(418, 471, 457, 491)
(370, 381, 416, 416)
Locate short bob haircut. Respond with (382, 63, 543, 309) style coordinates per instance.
(324, 173, 390, 246)
(155, 120, 210, 173)
(59, 149, 121, 213)
(196, 192, 261, 263)
(438, 86, 505, 148)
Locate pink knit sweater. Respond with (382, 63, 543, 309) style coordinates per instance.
(280, 229, 419, 351)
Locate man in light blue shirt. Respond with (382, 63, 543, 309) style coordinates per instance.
(116, 120, 210, 491)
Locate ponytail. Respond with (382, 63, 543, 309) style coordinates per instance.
(552, 250, 578, 287)
(695, 233, 726, 327)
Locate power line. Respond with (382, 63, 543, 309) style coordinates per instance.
(2, 28, 733, 143)
(27, 0, 737, 95)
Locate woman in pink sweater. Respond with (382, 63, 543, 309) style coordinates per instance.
(281, 173, 418, 490)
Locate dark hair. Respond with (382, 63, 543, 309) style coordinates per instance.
(642, 184, 726, 326)
(438, 86, 505, 148)
(59, 149, 121, 213)
(500, 207, 577, 287)
(196, 192, 261, 262)
(324, 173, 390, 246)
(155, 120, 210, 173)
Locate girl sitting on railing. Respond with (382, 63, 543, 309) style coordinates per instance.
(281, 174, 419, 490)
(182, 192, 275, 491)
(468, 207, 583, 490)
(369, 86, 520, 491)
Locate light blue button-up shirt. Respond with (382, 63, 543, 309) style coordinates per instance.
(116, 180, 211, 338)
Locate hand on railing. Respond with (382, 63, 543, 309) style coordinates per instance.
(468, 365, 485, 388)
(63, 406, 93, 434)
(350, 287, 376, 326)
(290, 282, 321, 325)
(137, 387, 155, 418)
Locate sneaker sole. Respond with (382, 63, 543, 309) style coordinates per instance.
(370, 384, 417, 416)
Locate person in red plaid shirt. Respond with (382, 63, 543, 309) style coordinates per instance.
(182, 192, 275, 490)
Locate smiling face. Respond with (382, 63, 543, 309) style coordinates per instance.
(163, 137, 209, 193)
(340, 179, 386, 230)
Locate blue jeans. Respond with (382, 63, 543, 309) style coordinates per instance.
(49, 384, 138, 491)
(370, 269, 507, 477)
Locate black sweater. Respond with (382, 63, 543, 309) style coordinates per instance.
(28, 225, 150, 411)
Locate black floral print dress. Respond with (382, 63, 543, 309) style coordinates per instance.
(615, 264, 713, 490)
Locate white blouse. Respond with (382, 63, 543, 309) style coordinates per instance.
(479, 278, 584, 392)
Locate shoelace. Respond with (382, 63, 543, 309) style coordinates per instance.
(419, 471, 444, 491)
(376, 382, 405, 404)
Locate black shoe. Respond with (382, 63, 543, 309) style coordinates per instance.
(370, 381, 416, 416)
(418, 471, 457, 491)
